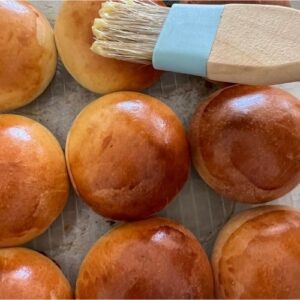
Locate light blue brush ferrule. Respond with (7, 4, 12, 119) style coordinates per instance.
(153, 4, 225, 77)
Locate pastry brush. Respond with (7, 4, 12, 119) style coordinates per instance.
(91, 0, 300, 85)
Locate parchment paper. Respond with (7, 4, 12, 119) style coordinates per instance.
(18, 0, 300, 286)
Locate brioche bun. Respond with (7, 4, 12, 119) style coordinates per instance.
(76, 217, 214, 299)
(0, 247, 72, 299)
(189, 85, 300, 203)
(66, 92, 189, 220)
(0, 0, 56, 112)
(212, 205, 300, 298)
(54, 0, 162, 94)
(0, 114, 69, 247)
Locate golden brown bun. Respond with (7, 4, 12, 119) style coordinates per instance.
(66, 92, 189, 220)
(54, 0, 162, 94)
(0, 247, 72, 299)
(0, 1, 56, 112)
(76, 217, 214, 299)
(180, 0, 290, 6)
(0, 114, 69, 247)
(189, 85, 300, 203)
(212, 205, 300, 299)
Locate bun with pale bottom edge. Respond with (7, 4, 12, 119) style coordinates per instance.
(54, 0, 162, 94)
(212, 205, 300, 299)
(189, 85, 300, 204)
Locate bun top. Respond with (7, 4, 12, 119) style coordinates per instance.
(76, 217, 214, 299)
(0, 0, 56, 112)
(189, 85, 300, 203)
(0, 247, 72, 299)
(66, 92, 189, 220)
(54, 0, 162, 94)
(0, 114, 69, 247)
(212, 205, 300, 299)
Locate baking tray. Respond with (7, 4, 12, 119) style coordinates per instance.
(16, 0, 300, 287)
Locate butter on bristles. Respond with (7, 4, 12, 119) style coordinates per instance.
(91, 0, 169, 64)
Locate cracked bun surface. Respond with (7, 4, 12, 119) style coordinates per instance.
(66, 92, 189, 220)
(0, 115, 69, 247)
(54, 0, 162, 94)
(189, 85, 300, 203)
(76, 217, 214, 299)
(212, 205, 300, 299)
(0, 247, 72, 299)
(0, 0, 56, 112)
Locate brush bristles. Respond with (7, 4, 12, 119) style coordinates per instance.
(91, 0, 169, 64)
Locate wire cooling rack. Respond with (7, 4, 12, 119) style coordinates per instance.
(19, 0, 300, 286)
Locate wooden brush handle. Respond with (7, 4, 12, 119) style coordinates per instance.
(207, 4, 300, 85)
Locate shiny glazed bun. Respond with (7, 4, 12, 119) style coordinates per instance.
(212, 205, 300, 299)
(55, 1, 162, 94)
(76, 217, 214, 299)
(0, 247, 72, 299)
(0, 0, 56, 112)
(189, 85, 300, 203)
(0, 115, 69, 247)
(66, 92, 189, 220)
